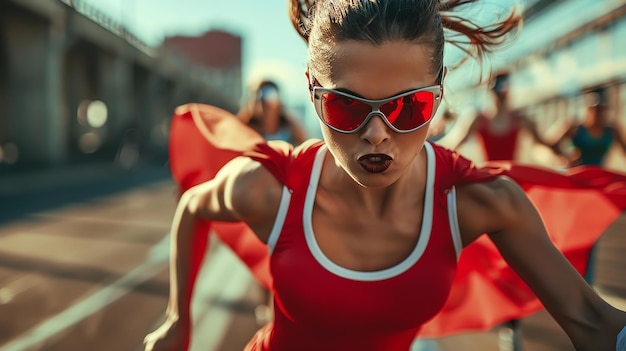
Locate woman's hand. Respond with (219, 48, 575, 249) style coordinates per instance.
(143, 316, 190, 351)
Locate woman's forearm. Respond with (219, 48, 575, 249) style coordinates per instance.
(166, 193, 199, 322)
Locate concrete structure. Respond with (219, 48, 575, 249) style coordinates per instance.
(448, 0, 626, 115)
(0, 0, 242, 170)
(163, 30, 243, 103)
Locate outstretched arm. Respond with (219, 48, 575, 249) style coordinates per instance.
(453, 115, 481, 150)
(144, 157, 282, 351)
(519, 115, 555, 150)
(551, 123, 581, 160)
(457, 178, 626, 351)
(611, 124, 626, 155)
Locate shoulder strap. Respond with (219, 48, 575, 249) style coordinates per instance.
(428, 142, 501, 190)
(245, 139, 324, 190)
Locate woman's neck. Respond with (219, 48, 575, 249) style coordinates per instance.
(321, 149, 427, 216)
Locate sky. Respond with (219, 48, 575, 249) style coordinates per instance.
(80, 0, 310, 102)
(79, 0, 321, 133)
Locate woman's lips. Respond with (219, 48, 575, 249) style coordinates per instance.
(358, 154, 392, 173)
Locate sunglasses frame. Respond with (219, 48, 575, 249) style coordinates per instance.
(309, 69, 444, 134)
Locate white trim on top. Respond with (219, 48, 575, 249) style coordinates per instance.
(446, 187, 463, 259)
(302, 143, 436, 281)
(267, 185, 292, 255)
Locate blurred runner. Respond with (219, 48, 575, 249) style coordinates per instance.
(454, 71, 560, 163)
(238, 79, 308, 146)
(552, 87, 626, 168)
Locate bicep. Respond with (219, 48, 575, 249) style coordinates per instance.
(458, 178, 588, 294)
(457, 178, 617, 346)
(483, 182, 586, 302)
(185, 156, 282, 226)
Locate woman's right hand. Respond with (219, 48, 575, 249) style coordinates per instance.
(143, 316, 190, 351)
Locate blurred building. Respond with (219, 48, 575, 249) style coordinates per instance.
(500, 0, 626, 116)
(450, 0, 626, 119)
(0, 0, 241, 170)
(446, 0, 626, 168)
(162, 30, 243, 104)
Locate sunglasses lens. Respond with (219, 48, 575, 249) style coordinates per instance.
(316, 89, 437, 132)
(320, 93, 371, 132)
(380, 91, 435, 131)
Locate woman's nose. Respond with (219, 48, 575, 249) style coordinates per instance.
(360, 114, 391, 145)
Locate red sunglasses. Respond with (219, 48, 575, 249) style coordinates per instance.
(309, 74, 443, 134)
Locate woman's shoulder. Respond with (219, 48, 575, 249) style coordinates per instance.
(220, 156, 284, 221)
(244, 138, 325, 189)
(455, 175, 529, 243)
(427, 142, 499, 186)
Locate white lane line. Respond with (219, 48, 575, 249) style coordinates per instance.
(189, 237, 254, 351)
(0, 234, 171, 351)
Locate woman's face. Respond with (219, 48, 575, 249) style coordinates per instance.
(254, 85, 281, 121)
(311, 40, 440, 188)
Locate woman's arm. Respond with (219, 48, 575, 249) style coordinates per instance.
(144, 157, 282, 351)
(552, 124, 580, 153)
(518, 114, 564, 156)
(452, 114, 481, 150)
(611, 124, 626, 155)
(457, 177, 626, 351)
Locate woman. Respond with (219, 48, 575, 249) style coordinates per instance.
(553, 88, 626, 167)
(238, 79, 308, 145)
(144, 1, 626, 350)
(454, 72, 559, 162)
(553, 88, 626, 288)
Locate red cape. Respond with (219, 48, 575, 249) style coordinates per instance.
(169, 103, 626, 339)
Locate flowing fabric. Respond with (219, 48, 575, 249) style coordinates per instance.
(168, 103, 273, 294)
(168, 103, 626, 341)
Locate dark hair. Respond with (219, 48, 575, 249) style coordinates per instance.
(588, 87, 608, 107)
(288, 0, 521, 79)
(491, 71, 510, 93)
(255, 80, 280, 103)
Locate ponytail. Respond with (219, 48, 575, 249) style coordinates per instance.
(288, 0, 522, 78)
(440, 0, 522, 67)
(288, 0, 315, 43)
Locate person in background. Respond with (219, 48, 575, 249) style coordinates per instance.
(454, 72, 559, 162)
(238, 79, 308, 145)
(143, 1, 626, 350)
(551, 88, 626, 288)
(552, 88, 626, 168)
(238, 78, 309, 326)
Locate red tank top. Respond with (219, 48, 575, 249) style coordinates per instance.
(476, 114, 521, 161)
(245, 142, 464, 351)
